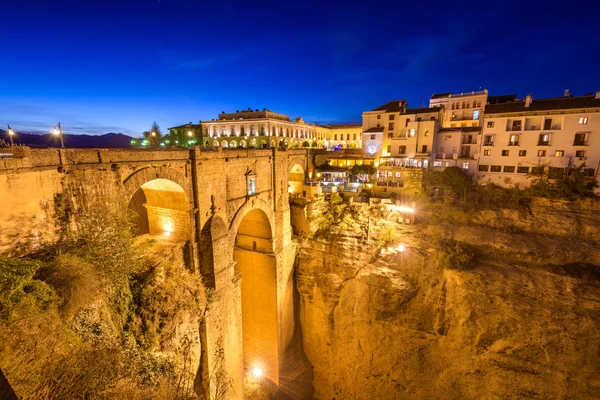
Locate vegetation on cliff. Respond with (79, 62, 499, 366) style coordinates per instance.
(0, 201, 207, 399)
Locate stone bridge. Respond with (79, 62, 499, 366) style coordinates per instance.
(0, 146, 313, 396)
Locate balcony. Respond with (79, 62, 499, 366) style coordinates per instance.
(482, 142, 494, 147)
(462, 139, 476, 144)
(507, 142, 520, 146)
(537, 141, 550, 146)
(509, 126, 522, 132)
(573, 140, 588, 146)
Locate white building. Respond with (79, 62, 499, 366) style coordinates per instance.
(477, 91, 600, 187)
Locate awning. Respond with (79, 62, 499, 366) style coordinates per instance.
(363, 127, 384, 133)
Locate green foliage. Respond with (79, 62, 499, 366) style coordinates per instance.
(527, 162, 597, 200)
(351, 164, 376, 176)
(436, 241, 475, 271)
(57, 202, 148, 282)
(0, 257, 58, 320)
(311, 193, 362, 236)
(377, 224, 400, 247)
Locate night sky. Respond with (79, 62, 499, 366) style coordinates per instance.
(1, 0, 599, 137)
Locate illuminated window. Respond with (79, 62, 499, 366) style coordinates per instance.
(399, 145, 406, 154)
(502, 150, 509, 156)
(409, 129, 416, 137)
(462, 162, 469, 170)
(473, 110, 480, 120)
(576, 150, 586, 158)
(555, 150, 564, 157)
(537, 150, 546, 157)
(389, 114, 395, 120)
(483, 149, 491, 156)
(579, 117, 589, 125)
(519, 150, 527, 156)
(377, 115, 381, 119)
(388, 123, 394, 130)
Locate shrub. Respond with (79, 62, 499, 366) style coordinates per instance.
(436, 241, 475, 271)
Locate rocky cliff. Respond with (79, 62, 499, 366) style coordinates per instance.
(295, 200, 600, 399)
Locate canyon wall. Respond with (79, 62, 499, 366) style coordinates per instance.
(295, 200, 600, 399)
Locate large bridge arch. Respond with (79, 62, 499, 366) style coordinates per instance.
(122, 166, 192, 202)
(232, 206, 279, 385)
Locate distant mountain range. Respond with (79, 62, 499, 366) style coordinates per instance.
(0, 130, 135, 149)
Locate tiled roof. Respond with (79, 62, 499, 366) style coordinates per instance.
(372, 100, 407, 112)
(430, 92, 452, 99)
(405, 106, 443, 114)
(439, 127, 482, 132)
(485, 95, 600, 114)
(363, 127, 384, 133)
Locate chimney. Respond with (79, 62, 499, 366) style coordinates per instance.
(596, 91, 600, 99)
(525, 95, 533, 107)
(564, 89, 571, 97)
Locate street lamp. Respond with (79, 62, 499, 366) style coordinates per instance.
(53, 122, 65, 148)
(7, 124, 14, 146)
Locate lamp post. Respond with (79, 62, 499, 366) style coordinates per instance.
(151, 131, 156, 147)
(53, 122, 65, 148)
(7, 124, 14, 146)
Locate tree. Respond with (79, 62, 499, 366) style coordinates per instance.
(143, 121, 163, 147)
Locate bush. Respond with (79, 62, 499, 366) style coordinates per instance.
(436, 241, 475, 271)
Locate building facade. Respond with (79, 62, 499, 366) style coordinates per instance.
(196, 109, 361, 150)
(477, 92, 600, 187)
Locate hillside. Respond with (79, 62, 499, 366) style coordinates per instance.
(0, 130, 134, 148)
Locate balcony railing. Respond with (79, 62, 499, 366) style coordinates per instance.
(462, 140, 476, 144)
(509, 126, 522, 131)
(507, 142, 520, 146)
(538, 141, 550, 146)
(482, 142, 494, 146)
(573, 140, 588, 146)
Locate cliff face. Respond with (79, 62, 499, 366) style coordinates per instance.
(296, 202, 600, 399)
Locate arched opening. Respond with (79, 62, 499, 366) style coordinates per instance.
(230, 140, 238, 149)
(233, 209, 278, 382)
(288, 164, 304, 195)
(128, 178, 190, 241)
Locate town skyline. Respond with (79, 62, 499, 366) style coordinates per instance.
(2, 0, 599, 136)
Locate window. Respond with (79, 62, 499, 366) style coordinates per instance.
(347, 134, 350, 140)
(440, 146, 444, 153)
(490, 165, 502, 172)
(405, 118, 410, 127)
(430, 116, 436, 121)
(508, 134, 519, 146)
(445, 135, 452, 140)
(422, 145, 428, 153)
(573, 133, 588, 145)
(387, 145, 391, 153)
(231, 127, 236, 136)
(511, 120, 522, 131)
(473, 110, 480, 120)
(503, 166, 515, 173)
(519, 150, 527, 157)
(487, 121, 495, 128)
(555, 150, 564, 157)
(424, 129, 429, 137)
(399, 145, 406, 154)
(353, 134, 357, 140)
(241, 127, 246, 135)
(334, 134, 338, 140)
(433, 161, 443, 167)
(395, 172, 401, 178)
(517, 166, 529, 174)
(576, 150, 586, 158)
(377, 115, 381, 119)
(538, 133, 550, 145)
(544, 118, 552, 130)
(417, 117, 422, 122)
(483, 135, 494, 146)
(388, 133, 393, 138)
(247, 176, 256, 195)
(483, 149, 491, 156)
(462, 162, 469, 170)
(409, 129, 416, 137)
(502, 150, 509, 156)
(370, 134, 376, 140)
(579, 117, 589, 125)
(478, 165, 489, 172)
(388, 123, 394, 130)
(537, 150, 546, 157)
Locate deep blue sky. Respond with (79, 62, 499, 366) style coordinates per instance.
(1, 0, 599, 137)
